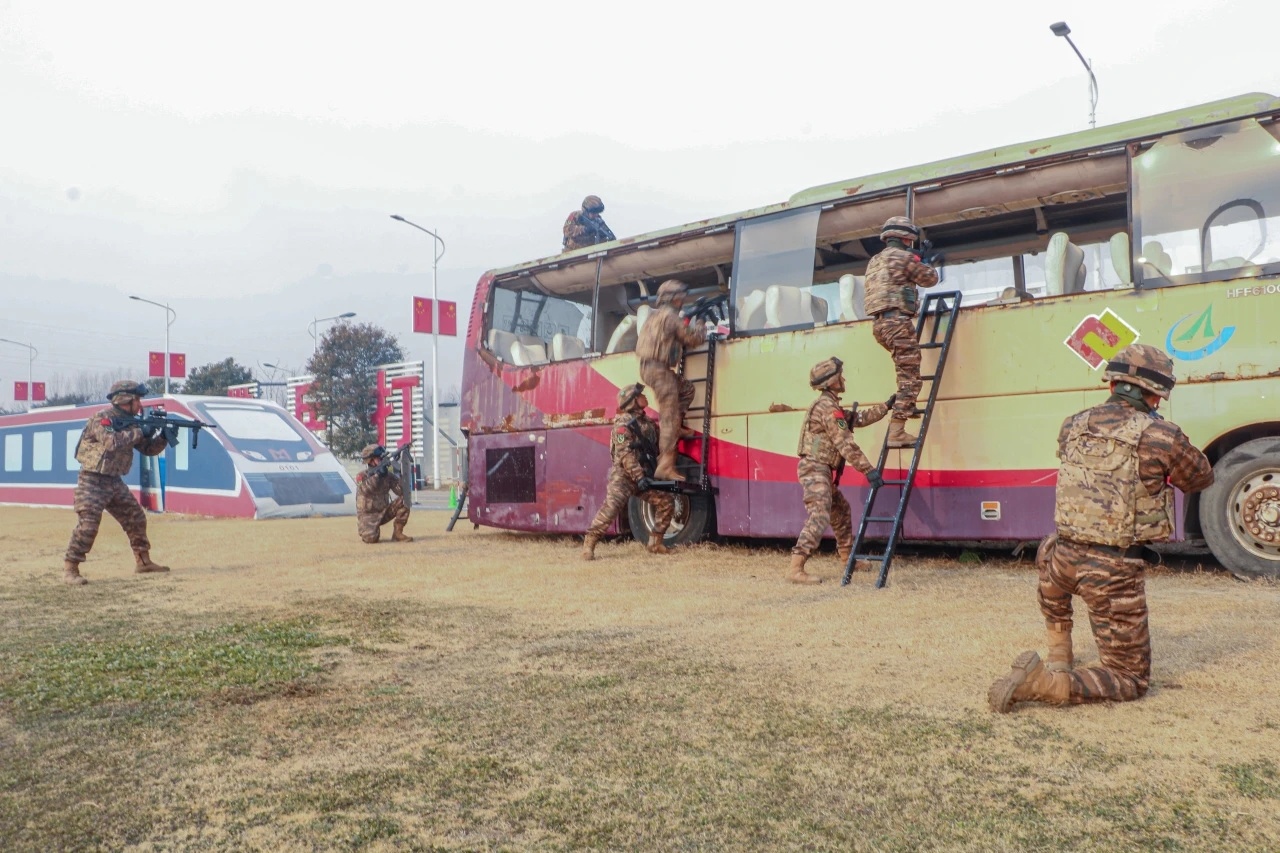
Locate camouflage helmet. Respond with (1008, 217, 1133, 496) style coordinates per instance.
(107, 380, 149, 401)
(809, 357, 845, 390)
(617, 382, 645, 411)
(582, 195, 605, 214)
(655, 279, 689, 305)
(881, 216, 921, 244)
(1103, 343, 1176, 400)
(360, 443, 386, 460)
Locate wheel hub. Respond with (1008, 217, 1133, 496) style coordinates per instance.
(1241, 486, 1280, 541)
(1230, 471, 1280, 561)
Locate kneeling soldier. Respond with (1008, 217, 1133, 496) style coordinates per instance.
(356, 444, 413, 544)
(582, 383, 676, 560)
(790, 358, 892, 584)
(62, 380, 171, 585)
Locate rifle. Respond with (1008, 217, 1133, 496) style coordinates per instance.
(583, 214, 615, 244)
(112, 408, 216, 449)
(682, 292, 729, 325)
(374, 441, 414, 477)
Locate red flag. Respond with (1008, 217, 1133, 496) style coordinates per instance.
(148, 351, 166, 377)
(32, 382, 45, 402)
(14, 382, 27, 401)
(413, 296, 432, 334)
(170, 353, 187, 378)
(439, 300, 458, 337)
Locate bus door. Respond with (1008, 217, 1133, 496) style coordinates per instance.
(469, 430, 547, 531)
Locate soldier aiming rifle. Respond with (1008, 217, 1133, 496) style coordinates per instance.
(111, 407, 216, 449)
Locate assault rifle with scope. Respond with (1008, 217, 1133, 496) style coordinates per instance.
(111, 408, 217, 449)
(373, 441, 414, 478)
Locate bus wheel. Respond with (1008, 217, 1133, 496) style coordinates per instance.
(628, 456, 714, 547)
(1199, 437, 1280, 580)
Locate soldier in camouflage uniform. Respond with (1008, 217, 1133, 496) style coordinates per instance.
(62, 380, 171, 585)
(989, 344, 1214, 712)
(562, 195, 617, 251)
(864, 216, 940, 448)
(356, 443, 413, 544)
(789, 358, 893, 584)
(636, 279, 706, 481)
(582, 383, 675, 560)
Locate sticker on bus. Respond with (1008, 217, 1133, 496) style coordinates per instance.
(1064, 308, 1140, 369)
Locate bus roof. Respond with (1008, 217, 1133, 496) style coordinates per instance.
(492, 92, 1279, 281)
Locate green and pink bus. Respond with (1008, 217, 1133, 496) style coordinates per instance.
(459, 92, 1280, 580)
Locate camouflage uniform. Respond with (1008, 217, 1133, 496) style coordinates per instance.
(989, 344, 1214, 712)
(356, 444, 412, 544)
(636, 280, 707, 481)
(563, 195, 616, 251)
(864, 217, 939, 423)
(63, 380, 170, 584)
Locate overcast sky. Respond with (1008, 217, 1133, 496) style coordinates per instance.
(0, 0, 1275, 406)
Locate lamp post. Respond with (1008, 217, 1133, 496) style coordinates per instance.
(309, 312, 357, 355)
(1050, 21, 1099, 129)
(0, 338, 37, 412)
(129, 296, 177, 395)
(390, 214, 446, 489)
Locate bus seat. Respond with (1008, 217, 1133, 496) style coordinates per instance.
(1139, 241, 1173, 278)
(509, 341, 548, 366)
(1045, 232, 1086, 296)
(737, 290, 766, 329)
(488, 329, 544, 362)
(1109, 232, 1133, 286)
(764, 286, 826, 327)
(551, 333, 586, 361)
(1208, 256, 1247, 271)
(605, 316, 638, 354)
(838, 274, 866, 321)
(635, 304, 652, 333)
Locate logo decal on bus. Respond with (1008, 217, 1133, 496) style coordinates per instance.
(1165, 304, 1235, 361)
(1064, 309, 1140, 369)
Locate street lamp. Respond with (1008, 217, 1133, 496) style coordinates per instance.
(0, 337, 37, 412)
(1050, 21, 1099, 129)
(129, 296, 177, 395)
(309, 312, 357, 354)
(390, 214, 446, 490)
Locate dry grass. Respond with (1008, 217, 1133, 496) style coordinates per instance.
(1, 506, 1279, 851)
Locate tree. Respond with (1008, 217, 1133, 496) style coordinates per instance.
(306, 323, 405, 457)
(182, 357, 254, 396)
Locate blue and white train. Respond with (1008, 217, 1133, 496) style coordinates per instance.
(0, 395, 356, 518)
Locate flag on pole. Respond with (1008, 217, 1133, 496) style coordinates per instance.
(439, 300, 458, 337)
(148, 351, 166, 378)
(170, 353, 187, 378)
(13, 382, 27, 401)
(32, 382, 45, 402)
(413, 296, 432, 334)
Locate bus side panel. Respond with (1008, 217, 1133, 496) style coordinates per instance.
(467, 430, 548, 532)
(708, 417, 750, 535)
(544, 425, 616, 534)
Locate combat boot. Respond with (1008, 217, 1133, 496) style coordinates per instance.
(63, 560, 88, 586)
(581, 534, 600, 561)
(647, 537, 671, 555)
(134, 551, 170, 574)
(987, 650, 1070, 713)
(886, 419, 918, 448)
(678, 425, 698, 440)
(392, 522, 414, 543)
(1045, 623, 1074, 673)
(787, 554, 821, 585)
(654, 450, 685, 482)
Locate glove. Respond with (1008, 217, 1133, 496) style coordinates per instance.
(865, 469, 885, 489)
(884, 393, 897, 409)
(635, 477, 653, 493)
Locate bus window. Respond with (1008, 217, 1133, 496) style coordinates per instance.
(732, 207, 822, 333)
(32, 431, 52, 472)
(4, 434, 21, 471)
(66, 430, 82, 472)
(1023, 236, 1126, 297)
(936, 256, 1016, 305)
(1133, 118, 1280, 286)
(488, 281, 593, 364)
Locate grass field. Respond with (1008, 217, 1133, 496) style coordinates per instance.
(2, 505, 1279, 851)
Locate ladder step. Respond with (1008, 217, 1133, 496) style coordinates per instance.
(685, 377, 708, 383)
(919, 374, 936, 381)
(920, 342, 944, 349)
(880, 479, 908, 486)
(865, 515, 897, 523)
(854, 553, 886, 562)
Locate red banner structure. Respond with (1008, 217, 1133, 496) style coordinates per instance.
(412, 297, 457, 336)
(32, 382, 45, 402)
(170, 353, 187, 378)
(14, 382, 27, 401)
(148, 351, 165, 378)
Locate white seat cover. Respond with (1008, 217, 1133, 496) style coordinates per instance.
(551, 333, 586, 361)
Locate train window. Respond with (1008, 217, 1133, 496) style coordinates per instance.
(66, 430, 82, 472)
(4, 434, 21, 472)
(175, 427, 190, 471)
(32, 431, 52, 472)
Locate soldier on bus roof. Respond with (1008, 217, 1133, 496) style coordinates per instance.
(562, 194, 616, 252)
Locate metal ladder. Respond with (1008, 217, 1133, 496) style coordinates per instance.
(842, 291, 963, 588)
(648, 333, 718, 495)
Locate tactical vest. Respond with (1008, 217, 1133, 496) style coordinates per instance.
(1054, 407, 1175, 547)
(615, 414, 659, 476)
(74, 407, 137, 476)
(797, 397, 843, 468)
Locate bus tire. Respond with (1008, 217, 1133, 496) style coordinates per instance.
(627, 455, 714, 547)
(1199, 437, 1280, 581)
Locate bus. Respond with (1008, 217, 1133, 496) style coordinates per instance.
(458, 92, 1280, 581)
(0, 395, 357, 518)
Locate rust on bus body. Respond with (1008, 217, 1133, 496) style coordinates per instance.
(544, 409, 609, 428)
